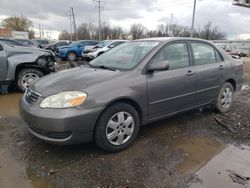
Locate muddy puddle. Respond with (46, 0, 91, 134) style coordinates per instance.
(0, 93, 22, 117)
(189, 144, 250, 188)
(173, 137, 225, 175)
(171, 137, 250, 187)
(0, 148, 54, 188)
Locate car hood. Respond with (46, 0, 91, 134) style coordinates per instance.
(5, 45, 52, 56)
(32, 66, 120, 97)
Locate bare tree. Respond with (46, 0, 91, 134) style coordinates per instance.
(198, 22, 226, 40)
(130, 24, 147, 39)
(59, 31, 72, 40)
(77, 23, 90, 39)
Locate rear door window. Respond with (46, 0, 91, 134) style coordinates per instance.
(191, 43, 217, 65)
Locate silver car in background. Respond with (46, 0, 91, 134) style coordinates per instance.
(82, 40, 128, 61)
(20, 37, 244, 152)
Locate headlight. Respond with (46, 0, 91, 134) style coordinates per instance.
(40, 91, 87, 108)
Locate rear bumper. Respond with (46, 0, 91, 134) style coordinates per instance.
(19, 95, 104, 145)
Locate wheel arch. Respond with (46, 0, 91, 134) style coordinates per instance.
(15, 63, 46, 81)
(94, 97, 143, 131)
(225, 78, 236, 91)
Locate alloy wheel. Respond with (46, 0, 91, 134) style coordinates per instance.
(105, 111, 135, 145)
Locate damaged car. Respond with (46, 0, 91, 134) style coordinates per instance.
(0, 42, 55, 92)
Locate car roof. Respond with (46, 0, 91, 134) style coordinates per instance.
(135, 37, 212, 43)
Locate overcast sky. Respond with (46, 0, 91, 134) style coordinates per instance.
(0, 0, 250, 39)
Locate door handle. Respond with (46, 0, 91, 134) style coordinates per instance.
(219, 65, 225, 70)
(186, 70, 194, 76)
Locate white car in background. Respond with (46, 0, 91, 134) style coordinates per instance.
(82, 40, 128, 61)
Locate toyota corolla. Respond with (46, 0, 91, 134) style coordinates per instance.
(20, 38, 244, 152)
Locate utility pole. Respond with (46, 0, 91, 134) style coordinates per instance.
(67, 9, 73, 40)
(94, 0, 105, 40)
(39, 24, 41, 39)
(191, 0, 197, 38)
(71, 7, 78, 40)
(169, 13, 174, 37)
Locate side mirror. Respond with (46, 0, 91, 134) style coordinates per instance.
(148, 61, 170, 72)
(109, 44, 114, 48)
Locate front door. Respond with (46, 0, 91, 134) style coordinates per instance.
(147, 42, 196, 119)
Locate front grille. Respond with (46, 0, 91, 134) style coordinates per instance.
(25, 88, 41, 105)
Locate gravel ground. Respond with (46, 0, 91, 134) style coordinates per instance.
(0, 58, 250, 188)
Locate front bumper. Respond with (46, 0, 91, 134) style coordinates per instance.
(82, 53, 94, 60)
(19, 95, 104, 145)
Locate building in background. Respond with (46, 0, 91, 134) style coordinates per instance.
(0, 28, 28, 39)
(0, 28, 12, 37)
(12, 31, 29, 39)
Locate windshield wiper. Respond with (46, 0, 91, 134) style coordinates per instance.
(89, 64, 117, 71)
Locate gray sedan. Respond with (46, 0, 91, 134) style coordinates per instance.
(20, 37, 244, 152)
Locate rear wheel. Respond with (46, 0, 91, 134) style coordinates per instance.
(216, 82, 234, 113)
(67, 52, 77, 61)
(95, 103, 140, 152)
(17, 68, 44, 92)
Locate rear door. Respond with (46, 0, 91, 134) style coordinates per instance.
(0, 43, 8, 80)
(147, 41, 196, 119)
(190, 41, 225, 105)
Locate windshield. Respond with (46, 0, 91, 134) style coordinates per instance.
(97, 40, 112, 48)
(90, 41, 159, 70)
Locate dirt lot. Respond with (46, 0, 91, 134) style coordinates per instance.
(0, 58, 250, 188)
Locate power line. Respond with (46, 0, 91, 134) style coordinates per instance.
(93, 0, 105, 40)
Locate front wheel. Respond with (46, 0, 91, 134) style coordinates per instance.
(17, 68, 44, 92)
(216, 82, 234, 113)
(95, 103, 140, 152)
(67, 52, 77, 61)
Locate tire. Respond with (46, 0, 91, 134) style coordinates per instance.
(17, 68, 44, 92)
(95, 102, 140, 152)
(67, 52, 77, 61)
(216, 82, 234, 113)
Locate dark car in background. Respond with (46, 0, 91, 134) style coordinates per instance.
(216, 43, 241, 59)
(0, 38, 27, 47)
(34, 39, 51, 49)
(20, 37, 243, 152)
(56, 40, 99, 61)
(46, 40, 72, 52)
(15, 39, 42, 48)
